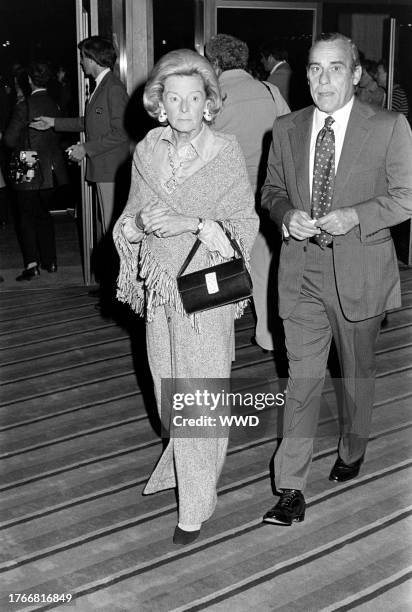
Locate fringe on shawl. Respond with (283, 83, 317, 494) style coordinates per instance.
(115, 217, 252, 332)
(139, 238, 202, 332)
(217, 218, 253, 321)
(115, 228, 145, 316)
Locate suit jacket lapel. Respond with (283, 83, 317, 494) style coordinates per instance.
(86, 72, 111, 117)
(289, 106, 314, 211)
(333, 100, 373, 208)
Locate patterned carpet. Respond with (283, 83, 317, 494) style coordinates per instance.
(0, 216, 411, 611)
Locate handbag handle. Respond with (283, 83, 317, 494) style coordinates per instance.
(177, 221, 244, 278)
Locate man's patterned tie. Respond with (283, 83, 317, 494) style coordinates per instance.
(311, 116, 335, 248)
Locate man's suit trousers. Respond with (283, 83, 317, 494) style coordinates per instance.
(275, 241, 383, 492)
(96, 182, 115, 234)
(250, 231, 275, 351)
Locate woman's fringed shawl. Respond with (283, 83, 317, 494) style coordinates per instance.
(113, 126, 258, 331)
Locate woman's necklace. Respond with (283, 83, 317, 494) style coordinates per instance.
(165, 142, 183, 192)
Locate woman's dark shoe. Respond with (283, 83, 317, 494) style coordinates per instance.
(173, 526, 201, 545)
(16, 266, 40, 281)
(329, 455, 364, 482)
(42, 263, 58, 273)
(263, 489, 306, 526)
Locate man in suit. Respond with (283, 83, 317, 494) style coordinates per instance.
(261, 32, 412, 525)
(261, 43, 293, 107)
(31, 36, 130, 234)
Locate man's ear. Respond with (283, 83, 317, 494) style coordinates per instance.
(353, 65, 362, 87)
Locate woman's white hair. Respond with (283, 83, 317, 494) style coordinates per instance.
(143, 49, 222, 122)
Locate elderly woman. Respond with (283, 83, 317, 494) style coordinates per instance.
(113, 49, 258, 545)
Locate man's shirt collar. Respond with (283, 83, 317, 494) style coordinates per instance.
(270, 60, 286, 75)
(94, 68, 111, 90)
(314, 96, 354, 132)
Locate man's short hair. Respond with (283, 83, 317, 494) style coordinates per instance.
(205, 34, 249, 71)
(260, 42, 288, 62)
(78, 36, 117, 69)
(27, 62, 52, 88)
(309, 32, 360, 72)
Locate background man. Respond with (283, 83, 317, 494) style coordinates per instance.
(261, 32, 412, 525)
(31, 36, 130, 234)
(260, 42, 293, 107)
(376, 59, 409, 119)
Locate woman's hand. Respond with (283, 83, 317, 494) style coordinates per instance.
(139, 202, 198, 238)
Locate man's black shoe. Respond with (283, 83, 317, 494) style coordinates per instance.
(263, 489, 306, 525)
(16, 266, 40, 281)
(329, 455, 364, 482)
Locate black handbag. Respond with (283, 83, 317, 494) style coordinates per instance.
(177, 223, 252, 314)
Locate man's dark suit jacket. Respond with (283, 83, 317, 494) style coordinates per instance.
(4, 90, 68, 191)
(262, 99, 412, 322)
(267, 62, 292, 106)
(54, 71, 129, 183)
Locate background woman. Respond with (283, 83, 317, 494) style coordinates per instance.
(113, 49, 258, 544)
(376, 59, 409, 119)
(356, 58, 384, 108)
(4, 62, 68, 280)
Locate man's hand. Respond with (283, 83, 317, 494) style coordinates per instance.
(29, 116, 55, 130)
(66, 143, 87, 163)
(285, 210, 320, 240)
(316, 207, 359, 236)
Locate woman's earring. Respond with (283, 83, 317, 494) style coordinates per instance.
(203, 107, 212, 121)
(158, 108, 167, 123)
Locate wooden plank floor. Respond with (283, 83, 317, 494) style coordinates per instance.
(0, 266, 411, 611)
